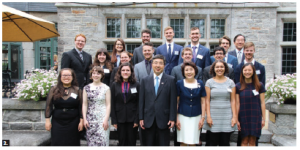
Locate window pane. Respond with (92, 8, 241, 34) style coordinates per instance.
(283, 22, 297, 41)
(190, 19, 205, 38)
(170, 19, 184, 38)
(147, 19, 161, 38)
(107, 18, 121, 38)
(211, 19, 225, 39)
(282, 47, 297, 74)
(127, 19, 141, 38)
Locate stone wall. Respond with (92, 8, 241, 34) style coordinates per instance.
(2, 98, 46, 131)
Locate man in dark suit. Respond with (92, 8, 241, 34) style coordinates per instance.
(202, 47, 235, 84)
(156, 26, 183, 75)
(139, 54, 177, 146)
(228, 34, 246, 64)
(171, 47, 202, 81)
(210, 35, 238, 70)
(132, 29, 156, 65)
(234, 42, 265, 146)
(61, 34, 92, 89)
(178, 27, 210, 70)
(134, 42, 154, 82)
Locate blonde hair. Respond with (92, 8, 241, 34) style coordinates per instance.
(164, 26, 174, 33)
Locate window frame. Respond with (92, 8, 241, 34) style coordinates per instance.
(146, 18, 162, 39)
(106, 17, 121, 38)
(126, 18, 142, 38)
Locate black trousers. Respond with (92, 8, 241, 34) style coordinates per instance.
(117, 122, 138, 146)
(144, 118, 170, 146)
(209, 131, 233, 146)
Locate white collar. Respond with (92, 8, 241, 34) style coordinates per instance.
(191, 43, 199, 48)
(75, 47, 83, 53)
(166, 41, 174, 46)
(154, 72, 163, 80)
(235, 48, 243, 54)
(244, 58, 255, 65)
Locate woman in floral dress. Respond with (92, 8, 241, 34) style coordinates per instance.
(82, 66, 111, 146)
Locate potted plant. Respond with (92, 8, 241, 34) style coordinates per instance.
(13, 68, 58, 101)
(265, 73, 296, 105)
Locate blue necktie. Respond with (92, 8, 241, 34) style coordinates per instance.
(168, 44, 171, 60)
(155, 76, 159, 95)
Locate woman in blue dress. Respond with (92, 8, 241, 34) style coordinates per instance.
(176, 61, 206, 146)
(235, 63, 266, 146)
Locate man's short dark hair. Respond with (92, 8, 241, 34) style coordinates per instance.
(141, 29, 151, 35)
(152, 54, 166, 65)
(213, 47, 226, 55)
(233, 34, 246, 43)
(143, 42, 153, 47)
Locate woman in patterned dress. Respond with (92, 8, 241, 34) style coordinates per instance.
(203, 60, 237, 146)
(82, 66, 111, 146)
(236, 63, 266, 146)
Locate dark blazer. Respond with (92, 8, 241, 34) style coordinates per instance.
(109, 67, 118, 87)
(61, 48, 92, 89)
(228, 49, 245, 64)
(132, 45, 157, 65)
(234, 61, 266, 85)
(110, 82, 140, 125)
(171, 63, 202, 81)
(210, 54, 238, 70)
(178, 44, 211, 70)
(202, 65, 235, 84)
(156, 43, 183, 75)
(139, 73, 177, 129)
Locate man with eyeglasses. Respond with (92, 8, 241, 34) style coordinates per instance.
(132, 29, 156, 65)
(228, 34, 246, 64)
(61, 34, 92, 89)
(210, 36, 238, 70)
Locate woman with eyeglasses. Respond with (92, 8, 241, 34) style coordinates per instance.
(110, 51, 132, 86)
(111, 38, 126, 67)
(45, 68, 83, 146)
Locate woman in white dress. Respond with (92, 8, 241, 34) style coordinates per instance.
(82, 66, 111, 146)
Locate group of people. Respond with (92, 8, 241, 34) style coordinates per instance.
(45, 26, 266, 147)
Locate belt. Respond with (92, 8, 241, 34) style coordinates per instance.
(56, 108, 76, 112)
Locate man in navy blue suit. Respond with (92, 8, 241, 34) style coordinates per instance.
(178, 27, 210, 70)
(210, 35, 238, 70)
(156, 26, 183, 75)
(228, 34, 246, 65)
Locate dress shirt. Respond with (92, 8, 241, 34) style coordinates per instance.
(225, 53, 228, 63)
(153, 73, 163, 87)
(116, 55, 120, 67)
(166, 42, 174, 54)
(191, 43, 199, 55)
(75, 47, 83, 60)
(244, 58, 255, 65)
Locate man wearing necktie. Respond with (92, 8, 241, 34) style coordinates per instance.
(139, 54, 177, 146)
(228, 34, 246, 64)
(156, 26, 183, 75)
(61, 34, 92, 89)
(178, 27, 211, 70)
(134, 42, 155, 83)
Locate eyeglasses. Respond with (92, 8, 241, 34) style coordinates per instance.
(76, 40, 85, 43)
(62, 75, 72, 77)
(215, 53, 224, 55)
(153, 62, 164, 65)
(142, 36, 150, 39)
(116, 44, 123, 46)
(221, 42, 229, 45)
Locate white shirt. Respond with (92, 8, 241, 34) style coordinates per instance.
(235, 48, 244, 56)
(225, 53, 228, 62)
(191, 43, 199, 55)
(166, 42, 174, 54)
(154, 73, 163, 87)
(244, 58, 255, 65)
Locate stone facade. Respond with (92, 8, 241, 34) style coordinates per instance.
(55, 2, 296, 80)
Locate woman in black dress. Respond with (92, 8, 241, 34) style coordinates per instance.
(91, 48, 113, 86)
(111, 62, 139, 146)
(45, 68, 83, 146)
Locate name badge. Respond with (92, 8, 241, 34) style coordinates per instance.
(252, 90, 259, 96)
(104, 69, 110, 73)
(90, 86, 97, 90)
(174, 51, 179, 55)
(70, 93, 78, 99)
(197, 54, 203, 59)
(256, 70, 261, 75)
(227, 88, 232, 93)
(131, 88, 137, 93)
(228, 64, 233, 68)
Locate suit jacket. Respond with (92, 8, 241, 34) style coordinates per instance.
(61, 48, 92, 89)
(210, 54, 238, 70)
(234, 61, 266, 85)
(134, 60, 154, 83)
(132, 45, 157, 65)
(178, 44, 211, 70)
(156, 43, 183, 75)
(202, 65, 235, 84)
(170, 63, 203, 81)
(110, 82, 140, 125)
(139, 73, 177, 129)
(109, 67, 118, 87)
(228, 49, 245, 64)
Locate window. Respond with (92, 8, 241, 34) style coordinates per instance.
(153, 43, 162, 48)
(282, 47, 296, 75)
(2, 44, 9, 71)
(210, 44, 219, 56)
(211, 19, 225, 39)
(107, 18, 121, 38)
(190, 19, 205, 38)
(283, 23, 296, 41)
(127, 19, 141, 38)
(107, 44, 114, 54)
(126, 43, 140, 54)
(147, 19, 161, 38)
(170, 19, 184, 38)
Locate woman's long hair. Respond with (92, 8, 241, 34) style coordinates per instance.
(114, 62, 136, 84)
(92, 48, 113, 72)
(239, 63, 261, 91)
(53, 68, 78, 100)
(111, 38, 126, 64)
